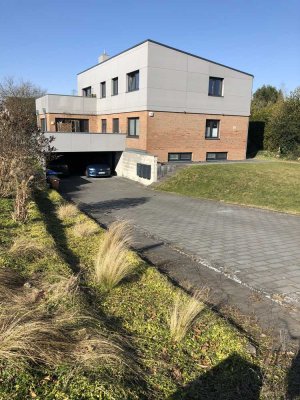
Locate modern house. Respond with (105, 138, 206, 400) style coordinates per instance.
(36, 39, 253, 184)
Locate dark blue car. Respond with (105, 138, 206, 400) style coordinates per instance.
(85, 163, 111, 178)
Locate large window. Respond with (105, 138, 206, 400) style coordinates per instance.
(127, 70, 139, 92)
(82, 86, 92, 97)
(206, 152, 227, 161)
(205, 120, 220, 139)
(40, 118, 47, 132)
(112, 77, 118, 95)
(127, 117, 139, 136)
(101, 119, 107, 133)
(208, 77, 223, 97)
(168, 153, 192, 162)
(55, 118, 89, 132)
(100, 81, 106, 98)
(112, 118, 119, 133)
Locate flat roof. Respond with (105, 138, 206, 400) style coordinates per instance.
(77, 39, 254, 77)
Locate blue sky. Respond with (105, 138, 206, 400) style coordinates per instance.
(0, 0, 299, 95)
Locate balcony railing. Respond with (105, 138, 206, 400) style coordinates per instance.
(36, 94, 98, 115)
(44, 131, 126, 153)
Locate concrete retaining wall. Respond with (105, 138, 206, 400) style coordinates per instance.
(115, 150, 157, 185)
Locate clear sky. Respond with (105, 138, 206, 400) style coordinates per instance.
(0, 0, 299, 95)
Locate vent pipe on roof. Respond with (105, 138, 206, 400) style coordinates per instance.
(98, 50, 110, 64)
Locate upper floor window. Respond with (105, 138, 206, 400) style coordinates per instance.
(100, 81, 106, 98)
(101, 119, 107, 133)
(205, 119, 220, 139)
(112, 118, 119, 133)
(82, 86, 92, 97)
(127, 117, 139, 136)
(127, 70, 139, 92)
(112, 77, 118, 95)
(208, 77, 223, 97)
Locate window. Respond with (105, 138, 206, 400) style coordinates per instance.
(100, 81, 106, 98)
(112, 118, 119, 133)
(208, 77, 223, 96)
(55, 118, 89, 132)
(127, 117, 139, 136)
(168, 153, 192, 162)
(127, 70, 139, 92)
(82, 86, 92, 97)
(40, 118, 47, 132)
(112, 77, 118, 95)
(206, 152, 227, 161)
(101, 119, 107, 133)
(205, 120, 220, 139)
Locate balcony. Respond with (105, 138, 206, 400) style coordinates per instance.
(44, 132, 126, 153)
(36, 94, 98, 115)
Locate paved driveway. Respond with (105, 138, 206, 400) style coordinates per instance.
(61, 176, 300, 304)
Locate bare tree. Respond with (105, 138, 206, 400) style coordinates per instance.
(0, 77, 52, 222)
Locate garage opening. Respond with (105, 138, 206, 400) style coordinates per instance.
(47, 151, 122, 176)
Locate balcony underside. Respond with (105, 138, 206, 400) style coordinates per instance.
(45, 132, 126, 153)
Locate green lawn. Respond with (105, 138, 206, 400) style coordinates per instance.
(157, 162, 300, 214)
(0, 191, 292, 399)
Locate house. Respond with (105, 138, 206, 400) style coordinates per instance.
(36, 39, 253, 184)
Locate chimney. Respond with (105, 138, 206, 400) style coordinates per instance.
(98, 50, 110, 64)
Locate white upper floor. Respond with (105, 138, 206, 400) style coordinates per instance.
(77, 40, 253, 116)
(36, 40, 253, 117)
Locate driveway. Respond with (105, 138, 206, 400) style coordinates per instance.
(61, 176, 300, 304)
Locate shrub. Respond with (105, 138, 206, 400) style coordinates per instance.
(57, 203, 79, 220)
(94, 221, 135, 290)
(72, 220, 99, 238)
(169, 292, 206, 342)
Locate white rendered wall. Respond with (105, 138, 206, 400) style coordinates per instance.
(115, 150, 157, 185)
(77, 42, 148, 114)
(147, 42, 253, 116)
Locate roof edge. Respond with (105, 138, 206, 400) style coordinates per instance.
(77, 39, 254, 77)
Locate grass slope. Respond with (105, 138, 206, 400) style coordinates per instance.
(0, 191, 293, 399)
(157, 162, 300, 214)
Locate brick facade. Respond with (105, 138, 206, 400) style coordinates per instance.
(146, 112, 249, 162)
(39, 111, 248, 162)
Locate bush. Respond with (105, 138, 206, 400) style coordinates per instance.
(72, 220, 99, 237)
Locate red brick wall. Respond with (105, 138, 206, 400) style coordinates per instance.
(146, 112, 249, 162)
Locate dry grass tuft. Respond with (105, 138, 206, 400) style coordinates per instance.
(0, 267, 130, 372)
(9, 237, 49, 261)
(169, 292, 207, 342)
(72, 220, 99, 238)
(57, 203, 79, 220)
(94, 220, 136, 290)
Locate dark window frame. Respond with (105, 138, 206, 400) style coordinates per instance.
(127, 117, 140, 137)
(112, 118, 119, 133)
(127, 70, 139, 92)
(206, 152, 228, 161)
(101, 119, 107, 133)
(112, 77, 118, 96)
(168, 152, 192, 162)
(100, 81, 106, 98)
(82, 86, 92, 97)
(205, 119, 220, 139)
(55, 118, 89, 133)
(40, 118, 47, 132)
(208, 77, 224, 97)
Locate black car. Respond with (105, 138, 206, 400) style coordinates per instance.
(48, 156, 69, 176)
(85, 163, 111, 178)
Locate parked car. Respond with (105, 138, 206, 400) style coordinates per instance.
(85, 164, 111, 178)
(48, 157, 69, 176)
